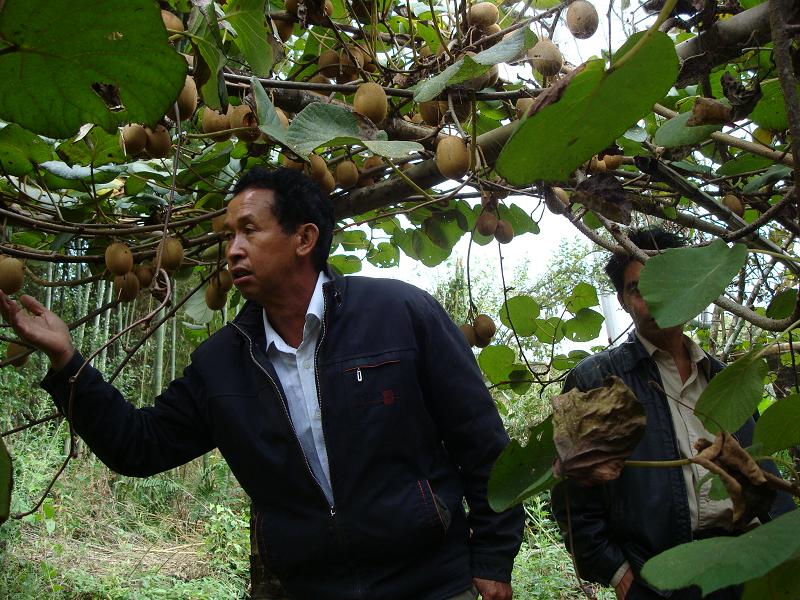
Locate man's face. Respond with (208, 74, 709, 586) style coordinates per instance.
(619, 260, 664, 339)
(224, 188, 298, 304)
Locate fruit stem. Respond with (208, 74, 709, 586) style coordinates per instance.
(608, 0, 678, 73)
(625, 458, 691, 468)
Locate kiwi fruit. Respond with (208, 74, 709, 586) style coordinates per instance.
(6, 342, 29, 368)
(114, 272, 140, 303)
(274, 19, 294, 42)
(157, 237, 184, 271)
(319, 169, 336, 194)
(473, 314, 496, 343)
(363, 155, 385, 172)
(603, 154, 624, 170)
(435, 136, 471, 180)
(588, 156, 607, 173)
(306, 153, 329, 182)
(0, 257, 25, 294)
(353, 82, 388, 124)
(566, 0, 599, 39)
(419, 101, 446, 126)
(515, 97, 535, 119)
(121, 124, 147, 156)
(205, 285, 228, 310)
(105, 242, 133, 276)
(468, 2, 499, 28)
(228, 104, 260, 142)
(309, 0, 334, 24)
(482, 22, 501, 36)
(213, 269, 234, 293)
(460, 323, 478, 347)
(161, 10, 184, 33)
(476, 212, 498, 236)
(167, 75, 198, 121)
(722, 194, 744, 217)
(202, 107, 232, 141)
(281, 154, 305, 170)
(545, 187, 569, 214)
(335, 160, 360, 188)
(144, 125, 172, 158)
(134, 263, 155, 288)
(528, 39, 563, 77)
(318, 49, 341, 78)
(494, 219, 514, 244)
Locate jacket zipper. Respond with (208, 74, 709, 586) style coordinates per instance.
(314, 285, 337, 516)
(230, 321, 334, 514)
(344, 359, 401, 383)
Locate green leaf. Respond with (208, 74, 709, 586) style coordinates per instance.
(566, 282, 599, 313)
(328, 254, 363, 275)
(496, 31, 678, 184)
(695, 347, 768, 434)
(0, 124, 52, 176)
(641, 510, 800, 595)
(0, 0, 187, 138)
(639, 239, 748, 329)
(499, 295, 541, 337)
(562, 308, 604, 342)
(225, 0, 273, 77)
(653, 110, 723, 148)
(766, 289, 798, 319)
(488, 417, 559, 512)
(753, 393, 800, 455)
(340, 230, 370, 251)
(717, 153, 773, 176)
(286, 103, 380, 156)
(743, 164, 792, 193)
(362, 140, 424, 158)
(533, 317, 564, 344)
(184, 287, 215, 325)
(742, 556, 800, 600)
(190, 5, 228, 110)
(252, 77, 289, 145)
(57, 127, 126, 166)
(478, 344, 515, 384)
(552, 350, 590, 371)
(498, 203, 539, 235)
(751, 79, 799, 132)
(0, 437, 11, 525)
(366, 241, 400, 268)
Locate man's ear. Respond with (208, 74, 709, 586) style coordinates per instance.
(295, 223, 320, 258)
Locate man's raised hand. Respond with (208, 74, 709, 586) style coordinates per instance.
(0, 292, 75, 371)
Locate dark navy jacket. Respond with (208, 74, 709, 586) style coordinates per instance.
(550, 332, 795, 596)
(42, 274, 524, 600)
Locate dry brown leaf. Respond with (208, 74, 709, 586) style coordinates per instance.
(686, 97, 732, 126)
(551, 376, 646, 486)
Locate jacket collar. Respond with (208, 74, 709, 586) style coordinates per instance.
(618, 330, 724, 377)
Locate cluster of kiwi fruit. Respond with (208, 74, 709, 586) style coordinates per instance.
(317, 43, 378, 84)
(525, 2, 598, 80)
(460, 314, 497, 348)
(103, 237, 184, 303)
(205, 269, 234, 310)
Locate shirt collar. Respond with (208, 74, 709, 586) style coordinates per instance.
(635, 330, 711, 377)
(262, 270, 330, 352)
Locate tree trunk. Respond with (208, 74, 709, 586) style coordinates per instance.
(249, 504, 290, 599)
(151, 309, 165, 397)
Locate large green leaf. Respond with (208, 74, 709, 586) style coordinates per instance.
(499, 295, 540, 337)
(225, 0, 273, 77)
(0, 124, 52, 176)
(495, 31, 678, 184)
(695, 347, 768, 434)
(0, 0, 187, 139)
(0, 437, 10, 525)
(750, 79, 799, 132)
(562, 308, 604, 342)
(189, 5, 228, 110)
(329, 254, 363, 275)
(753, 393, 800, 455)
(641, 510, 800, 595)
(488, 416, 559, 512)
(653, 110, 723, 148)
(478, 344, 516, 384)
(742, 556, 800, 600)
(285, 103, 381, 156)
(57, 127, 126, 166)
(639, 239, 748, 329)
(566, 282, 599, 313)
(766, 289, 798, 319)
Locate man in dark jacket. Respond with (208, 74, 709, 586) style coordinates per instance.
(0, 167, 524, 600)
(551, 228, 795, 600)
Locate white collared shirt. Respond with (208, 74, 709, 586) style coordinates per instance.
(263, 271, 333, 504)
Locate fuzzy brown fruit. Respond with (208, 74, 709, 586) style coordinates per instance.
(145, 125, 172, 158)
(6, 342, 29, 368)
(274, 19, 294, 42)
(515, 97, 535, 119)
(167, 75, 198, 121)
(335, 160, 360, 188)
(468, 2, 499, 28)
(213, 269, 234, 293)
(528, 39, 563, 77)
(306, 154, 329, 182)
(473, 314, 496, 343)
(603, 154, 624, 170)
(161, 10, 184, 33)
(105, 242, 133, 276)
(202, 108, 232, 142)
(205, 284, 228, 310)
(281, 154, 305, 170)
(0, 257, 24, 294)
(228, 104, 260, 142)
(419, 101, 446, 126)
(319, 169, 336, 194)
(134, 264, 155, 288)
(545, 187, 569, 215)
(476, 212, 499, 236)
(353, 82, 388, 124)
(460, 323, 478, 347)
(566, 0, 599, 39)
(494, 219, 514, 244)
(362, 155, 384, 172)
(722, 194, 744, 217)
(114, 272, 140, 303)
(435, 136, 471, 180)
(157, 237, 184, 271)
(121, 124, 147, 155)
(318, 49, 341, 78)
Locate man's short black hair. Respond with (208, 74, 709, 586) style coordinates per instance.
(232, 167, 335, 272)
(605, 227, 685, 294)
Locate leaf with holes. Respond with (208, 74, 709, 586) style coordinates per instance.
(286, 103, 381, 156)
(0, 0, 187, 138)
(639, 239, 748, 329)
(488, 416, 558, 512)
